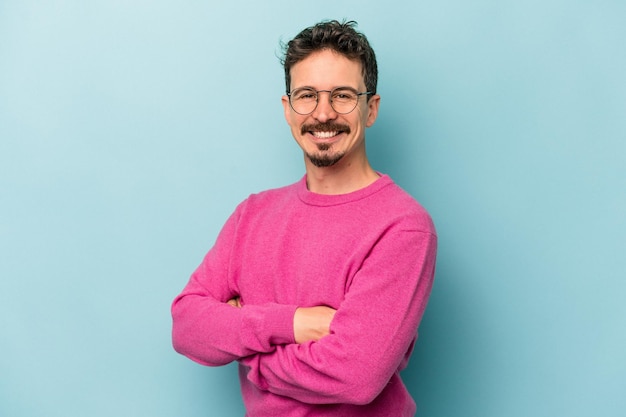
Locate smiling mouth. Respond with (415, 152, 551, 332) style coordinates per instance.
(302, 123, 350, 138)
(312, 131, 340, 139)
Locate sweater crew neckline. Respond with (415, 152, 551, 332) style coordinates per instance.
(296, 174, 393, 207)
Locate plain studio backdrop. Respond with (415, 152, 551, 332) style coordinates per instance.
(1, 1, 624, 416)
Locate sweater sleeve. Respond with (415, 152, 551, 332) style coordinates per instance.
(239, 226, 437, 405)
(171, 204, 297, 366)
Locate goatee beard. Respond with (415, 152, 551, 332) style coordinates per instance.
(307, 143, 345, 167)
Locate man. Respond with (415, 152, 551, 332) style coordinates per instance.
(171, 20, 437, 416)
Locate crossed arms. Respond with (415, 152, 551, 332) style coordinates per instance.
(171, 206, 437, 405)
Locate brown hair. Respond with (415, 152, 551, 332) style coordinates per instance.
(281, 20, 378, 97)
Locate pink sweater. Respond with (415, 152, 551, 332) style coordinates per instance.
(171, 174, 437, 416)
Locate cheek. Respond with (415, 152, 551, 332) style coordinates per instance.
(283, 109, 297, 130)
(354, 108, 370, 129)
(282, 97, 299, 128)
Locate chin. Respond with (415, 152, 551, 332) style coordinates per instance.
(307, 152, 345, 167)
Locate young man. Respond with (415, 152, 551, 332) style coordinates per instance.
(171, 20, 437, 416)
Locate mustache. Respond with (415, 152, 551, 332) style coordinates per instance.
(301, 122, 351, 135)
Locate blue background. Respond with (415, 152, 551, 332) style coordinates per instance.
(1, 1, 624, 416)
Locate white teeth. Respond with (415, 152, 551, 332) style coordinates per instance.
(312, 131, 338, 138)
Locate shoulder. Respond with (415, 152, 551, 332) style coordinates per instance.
(235, 177, 303, 215)
(377, 177, 436, 236)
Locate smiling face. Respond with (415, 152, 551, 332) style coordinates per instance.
(282, 49, 380, 170)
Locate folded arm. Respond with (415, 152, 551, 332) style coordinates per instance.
(171, 207, 298, 366)
(239, 229, 437, 405)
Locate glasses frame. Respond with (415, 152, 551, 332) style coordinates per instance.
(287, 87, 373, 115)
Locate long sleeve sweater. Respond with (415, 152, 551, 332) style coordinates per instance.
(171, 174, 437, 417)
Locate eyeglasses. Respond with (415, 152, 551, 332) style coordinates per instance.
(287, 87, 373, 115)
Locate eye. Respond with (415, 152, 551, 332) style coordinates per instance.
(293, 89, 317, 101)
(332, 89, 357, 101)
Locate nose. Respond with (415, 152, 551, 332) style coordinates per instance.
(312, 91, 337, 122)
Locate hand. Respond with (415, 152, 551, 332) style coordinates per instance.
(227, 297, 242, 308)
(293, 306, 336, 344)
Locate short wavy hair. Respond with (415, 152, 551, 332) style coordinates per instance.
(281, 20, 378, 97)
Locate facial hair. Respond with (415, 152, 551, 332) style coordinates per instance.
(307, 145, 346, 167)
(301, 122, 350, 167)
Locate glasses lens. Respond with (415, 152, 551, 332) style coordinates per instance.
(290, 88, 318, 114)
(330, 88, 358, 114)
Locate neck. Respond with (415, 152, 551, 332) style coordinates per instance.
(304, 158, 380, 195)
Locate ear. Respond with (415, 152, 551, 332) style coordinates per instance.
(282, 95, 291, 124)
(365, 94, 380, 127)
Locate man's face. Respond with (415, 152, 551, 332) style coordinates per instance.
(282, 49, 380, 168)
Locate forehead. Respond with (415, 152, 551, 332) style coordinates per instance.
(290, 49, 364, 89)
